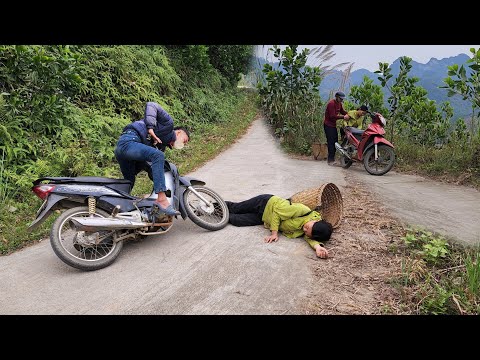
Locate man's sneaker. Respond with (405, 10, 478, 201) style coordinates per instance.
(150, 203, 180, 219)
(327, 161, 338, 166)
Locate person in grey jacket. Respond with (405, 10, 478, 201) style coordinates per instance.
(114, 102, 190, 216)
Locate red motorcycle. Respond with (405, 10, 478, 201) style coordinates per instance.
(335, 111, 395, 176)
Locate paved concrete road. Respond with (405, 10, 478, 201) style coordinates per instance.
(1, 118, 479, 314)
(344, 163, 480, 246)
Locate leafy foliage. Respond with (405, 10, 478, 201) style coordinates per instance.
(393, 228, 480, 314)
(0, 45, 83, 164)
(402, 228, 449, 264)
(464, 249, 480, 298)
(370, 57, 454, 145)
(71, 46, 182, 119)
(208, 45, 254, 85)
(0, 45, 254, 202)
(418, 280, 453, 315)
(258, 45, 325, 152)
(442, 47, 480, 137)
(349, 76, 388, 115)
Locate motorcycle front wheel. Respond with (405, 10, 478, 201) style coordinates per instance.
(363, 144, 395, 176)
(50, 206, 124, 271)
(183, 186, 229, 231)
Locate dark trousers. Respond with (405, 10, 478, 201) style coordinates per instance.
(114, 132, 166, 193)
(324, 124, 338, 162)
(226, 194, 274, 227)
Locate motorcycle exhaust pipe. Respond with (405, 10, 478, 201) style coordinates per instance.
(69, 217, 148, 231)
(335, 142, 351, 160)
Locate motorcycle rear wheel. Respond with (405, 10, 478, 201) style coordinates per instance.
(50, 206, 124, 271)
(363, 144, 395, 176)
(338, 139, 353, 169)
(183, 186, 229, 231)
(339, 155, 353, 169)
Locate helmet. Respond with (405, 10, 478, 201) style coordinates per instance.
(335, 91, 346, 99)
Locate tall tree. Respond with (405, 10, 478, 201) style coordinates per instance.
(208, 45, 254, 85)
(442, 47, 480, 138)
(375, 56, 418, 142)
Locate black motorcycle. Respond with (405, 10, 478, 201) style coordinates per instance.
(28, 160, 229, 271)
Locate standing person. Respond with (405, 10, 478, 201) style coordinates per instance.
(324, 91, 349, 165)
(226, 194, 333, 259)
(114, 102, 190, 216)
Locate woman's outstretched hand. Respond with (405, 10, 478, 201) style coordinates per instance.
(314, 244, 329, 259)
(264, 230, 279, 243)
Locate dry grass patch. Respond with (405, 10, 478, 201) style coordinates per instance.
(299, 180, 407, 314)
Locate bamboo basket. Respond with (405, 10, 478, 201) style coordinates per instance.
(289, 183, 343, 228)
(311, 142, 328, 160)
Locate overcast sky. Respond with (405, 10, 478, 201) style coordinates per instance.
(255, 45, 480, 72)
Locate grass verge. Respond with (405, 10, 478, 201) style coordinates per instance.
(301, 179, 479, 315)
(386, 228, 480, 314)
(391, 137, 480, 190)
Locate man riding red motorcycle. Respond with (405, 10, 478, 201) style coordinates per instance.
(335, 108, 395, 176)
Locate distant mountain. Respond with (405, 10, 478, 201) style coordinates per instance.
(321, 53, 472, 120)
(251, 53, 473, 120)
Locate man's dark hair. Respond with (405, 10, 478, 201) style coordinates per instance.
(359, 105, 368, 112)
(174, 126, 190, 139)
(311, 220, 333, 242)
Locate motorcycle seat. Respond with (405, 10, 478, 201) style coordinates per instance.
(34, 177, 132, 185)
(346, 127, 364, 136)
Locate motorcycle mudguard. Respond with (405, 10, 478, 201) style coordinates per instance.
(179, 176, 206, 187)
(27, 194, 69, 231)
(374, 137, 394, 148)
(363, 137, 394, 157)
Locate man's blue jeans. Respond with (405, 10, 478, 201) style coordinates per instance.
(114, 131, 166, 194)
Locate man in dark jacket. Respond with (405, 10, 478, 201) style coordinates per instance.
(324, 91, 350, 165)
(114, 102, 190, 216)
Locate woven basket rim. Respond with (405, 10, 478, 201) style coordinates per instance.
(318, 183, 343, 228)
(290, 183, 343, 228)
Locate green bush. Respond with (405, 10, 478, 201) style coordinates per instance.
(401, 228, 449, 265)
(258, 45, 325, 154)
(393, 228, 480, 314)
(0, 45, 254, 201)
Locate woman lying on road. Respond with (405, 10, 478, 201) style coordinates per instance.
(226, 194, 333, 259)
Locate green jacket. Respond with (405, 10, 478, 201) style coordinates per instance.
(262, 196, 324, 250)
(337, 110, 365, 129)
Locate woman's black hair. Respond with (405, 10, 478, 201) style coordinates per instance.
(311, 220, 333, 242)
